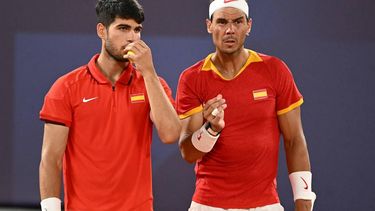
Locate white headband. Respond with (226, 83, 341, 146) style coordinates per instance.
(209, 0, 249, 19)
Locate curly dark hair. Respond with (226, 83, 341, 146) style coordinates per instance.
(96, 0, 144, 27)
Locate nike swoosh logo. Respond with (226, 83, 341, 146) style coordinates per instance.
(197, 131, 203, 141)
(301, 177, 308, 190)
(224, 0, 238, 3)
(82, 97, 98, 103)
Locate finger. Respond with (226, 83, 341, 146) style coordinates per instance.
(136, 40, 148, 49)
(123, 50, 135, 61)
(205, 97, 225, 112)
(124, 42, 135, 51)
(211, 103, 227, 118)
(211, 108, 220, 117)
(123, 44, 135, 57)
(204, 103, 220, 118)
(206, 94, 223, 106)
(130, 43, 143, 54)
(208, 99, 226, 112)
(204, 99, 226, 120)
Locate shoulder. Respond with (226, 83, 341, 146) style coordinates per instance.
(255, 52, 292, 76)
(47, 65, 88, 98)
(257, 52, 287, 68)
(179, 59, 206, 81)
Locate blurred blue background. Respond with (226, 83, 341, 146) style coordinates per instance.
(1, 0, 374, 210)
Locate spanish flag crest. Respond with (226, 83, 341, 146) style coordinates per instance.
(130, 93, 145, 103)
(252, 89, 268, 100)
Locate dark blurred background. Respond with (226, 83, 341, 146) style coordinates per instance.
(1, 0, 374, 210)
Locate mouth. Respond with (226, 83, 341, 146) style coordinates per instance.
(223, 38, 236, 45)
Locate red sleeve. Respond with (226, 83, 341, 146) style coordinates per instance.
(176, 68, 203, 119)
(39, 76, 73, 127)
(158, 77, 175, 107)
(270, 57, 303, 115)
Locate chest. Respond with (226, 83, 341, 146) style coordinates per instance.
(200, 69, 277, 122)
(70, 80, 150, 123)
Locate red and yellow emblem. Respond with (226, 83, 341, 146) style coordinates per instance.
(130, 94, 145, 103)
(252, 89, 268, 100)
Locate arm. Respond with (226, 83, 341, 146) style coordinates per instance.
(147, 76, 181, 144)
(278, 107, 313, 211)
(279, 107, 310, 172)
(179, 95, 226, 163)
(39, 123, 69, 200)
(124, 41, 181, 144)
(179, 112, 206, 163)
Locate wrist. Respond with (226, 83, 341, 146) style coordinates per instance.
(40, 197, 61, 211)
(289, 171, 316, 210)
(138, 67, 157, 79)
(205, 122, 221, 136)
(191, 122, 220, 153)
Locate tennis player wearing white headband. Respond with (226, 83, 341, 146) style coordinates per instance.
(177, 0, 316, 211)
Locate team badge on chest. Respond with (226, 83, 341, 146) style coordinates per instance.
(130, 93, 145, 103)
(252, 89, 268, 100)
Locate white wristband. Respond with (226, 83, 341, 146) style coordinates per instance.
(191, 123, 220, 153)
(289, 171, 316, 210)
(41, 197, 61, 211)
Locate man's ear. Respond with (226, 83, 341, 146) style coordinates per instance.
(97, 23, 106, 39)
(206, 19, 213, 34)
(246, 18, 252, 36)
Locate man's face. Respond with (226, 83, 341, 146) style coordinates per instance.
(101, 17, 143, 62)
(207, 7, 251, 54)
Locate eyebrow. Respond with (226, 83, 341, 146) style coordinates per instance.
(233, 16, 245, 22)
(116, 23, 131, 28)
(216, 15, 245, 23)
(116, 24, 143, 31)
(135, 25, 143, 31)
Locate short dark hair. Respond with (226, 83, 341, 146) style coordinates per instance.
(96, 0, 144, 27)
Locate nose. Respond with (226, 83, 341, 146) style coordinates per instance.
(225, 23, 235, 34)
(127, 30, 137, 43)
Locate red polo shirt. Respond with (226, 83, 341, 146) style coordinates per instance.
(40, 54, 174, 211)
(176, 50, 303, 208)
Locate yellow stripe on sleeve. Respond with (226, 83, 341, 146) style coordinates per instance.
(277, 98, 304, 115)
(179, 105, 203, 119)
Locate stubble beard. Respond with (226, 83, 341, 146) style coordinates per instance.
(105, 38, 129, 63)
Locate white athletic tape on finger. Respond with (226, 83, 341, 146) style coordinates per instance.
(211, 108, 220, 116)
(191, 123, 220, 153)
(40, 197, 61, 211)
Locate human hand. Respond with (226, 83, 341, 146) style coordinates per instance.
(123, 40, 156, 78)
(203, 94, 227, 132)
(295, 199, 313, 211)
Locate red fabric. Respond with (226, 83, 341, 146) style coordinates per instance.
(176, 50, 303, 208)
(40, 54, 173, 211)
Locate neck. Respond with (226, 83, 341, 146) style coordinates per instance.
(96, 52, 129, 85)
(211, 48, 249, 79)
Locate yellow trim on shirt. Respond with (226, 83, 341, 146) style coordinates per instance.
(179, 105, 203, 119)
(201, 49, 263, 80)
(277, 98, 304, 115)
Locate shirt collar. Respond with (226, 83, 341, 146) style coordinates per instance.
(201, 49, 263, 80)
(87, 54, 134, 85)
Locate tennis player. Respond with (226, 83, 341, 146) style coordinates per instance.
(39, 0, 180, 210)
(176, 0, 316, 210)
